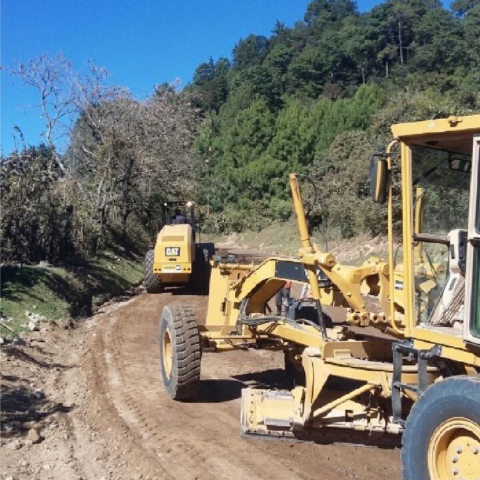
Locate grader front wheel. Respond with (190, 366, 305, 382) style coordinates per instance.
(402, 376, 480, 480)
(159, 305, 201, 400)
(429, 418, 480, 480)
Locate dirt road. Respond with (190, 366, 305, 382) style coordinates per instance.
(1, 287, 402, 480)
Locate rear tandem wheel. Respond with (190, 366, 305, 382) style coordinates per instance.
(143, 249, 164, 293)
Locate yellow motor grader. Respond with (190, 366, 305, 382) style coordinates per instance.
(158, 115, 480, 480)
(144, 201, 214, 293)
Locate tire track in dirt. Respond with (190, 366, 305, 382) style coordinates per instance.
(80, 290, 403, 480)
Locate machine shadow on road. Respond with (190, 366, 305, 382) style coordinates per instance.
(244, 427, 403, 449)
(170, 288, 208, 297)
(194, 368, 291, 403)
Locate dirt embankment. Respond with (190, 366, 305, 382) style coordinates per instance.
(1, 251, 143, 336)
(1, 282, 401, 480)
(213, 227, 389, 265)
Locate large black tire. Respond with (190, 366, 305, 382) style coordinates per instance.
(283, 306, 333, 387)
(287, 300, 333, 328)
(402, 375, 480, 480)
(144, 250, 163, 293)
(159, 305, 201, 400)
(284, 351, 305, 387)
(189, 243, 215, 293)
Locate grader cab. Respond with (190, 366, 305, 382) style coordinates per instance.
(158, 115, 480, 480)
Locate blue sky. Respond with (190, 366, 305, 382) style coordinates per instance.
(1, 0, 452, 154)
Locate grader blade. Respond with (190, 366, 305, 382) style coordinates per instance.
(240, 388, 322, 442)
(241, 388, 297, 439)
(240, 388, 403, 446)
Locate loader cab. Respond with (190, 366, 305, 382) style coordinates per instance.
(162, 201, 196, 231)
(372, 116, 480, 352)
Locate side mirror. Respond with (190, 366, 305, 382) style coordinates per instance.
(449, 157, 471, 174)
(370, 154, 388, 204)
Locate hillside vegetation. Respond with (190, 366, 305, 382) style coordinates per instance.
(190, 0, 480, 235)
(0, 252, 142, 335)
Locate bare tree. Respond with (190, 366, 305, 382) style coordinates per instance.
(3, 53, 200, 257)
(4, 54, 129, 173)
(4, 54, 77, 175)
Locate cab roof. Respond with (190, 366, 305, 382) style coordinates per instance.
(391, 115, 480, 155)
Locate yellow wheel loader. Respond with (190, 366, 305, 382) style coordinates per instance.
(158, 115, 480, 480)
(144, 201, 214, 293)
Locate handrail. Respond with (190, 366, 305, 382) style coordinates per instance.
(386, 140, 405, 335)
(413, 233, 450, 245)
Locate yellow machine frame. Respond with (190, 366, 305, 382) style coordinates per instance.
(193, 172, 430, 437)
(145, 200, 214, 292)
(153, 223, 194, 284)
(159, 115, 480, 480)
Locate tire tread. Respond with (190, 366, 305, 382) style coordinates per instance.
(144, 250, 163, 293)
(159, 305, 201, 400)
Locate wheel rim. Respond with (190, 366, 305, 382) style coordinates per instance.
(162, 328, 173, 379)
(428, 417, 480, 480)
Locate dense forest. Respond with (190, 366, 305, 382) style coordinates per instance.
(2, 0, 480, 263)
(190, 0, 480, 234)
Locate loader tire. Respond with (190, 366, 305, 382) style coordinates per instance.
(190, 243, 215, 293)
(144, 250, 163, 293)
(288, 301, 333, 328)
(159, 305, 201, 401)
(283, 310, 333, 387)
(284, 351, 305, 387)
(402, 375, 480, 480)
